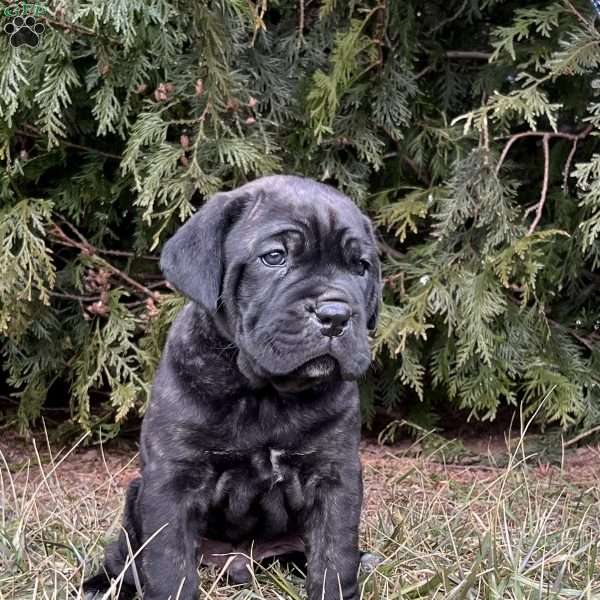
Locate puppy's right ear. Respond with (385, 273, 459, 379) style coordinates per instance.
(160, 190, 249, 312)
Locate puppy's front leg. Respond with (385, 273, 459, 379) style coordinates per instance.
(303, 465, 362, 600)
(139, 475, 208, 600)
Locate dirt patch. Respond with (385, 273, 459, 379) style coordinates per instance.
(3, 429, 599, 516)
(2, 429, 599, 599)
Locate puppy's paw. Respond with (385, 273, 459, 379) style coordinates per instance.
(81, 573, 137, 600)
(359, 552, 383, 573)
(227, 555, 253, 585)
(81, 573, 109, 599)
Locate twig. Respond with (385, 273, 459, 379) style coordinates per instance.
(568, 330, 595, 352)
(523, 203, 538, 220)
(49, 234, 82, 251)
(562, 125, 593, 191)
(101, 260, 157, 299)
(383, 272, 405, 297)
(383, 273, 404, 284)
(297, 0, 305, 47)
(481, 93, 490, 164)
(428, 0, 469, 35)
(439, 463, 504, 472)
(16, 128, 122, 161)
(546, 316, 596, 351)
(563, 137, 579, 192)
(445, 50, 491, 60)
(124, 281, 170, 307)
(415, 50, 492, 80)
(53, 139, 122, 161)
(59, 219, 90, 246)
(49, 222, 158, 300)
(42, 16, 122, 45)
(96, 248, 159, 261)
(495, 125, 594, 175)
(495, 125, 594, 233)
(415, 64, 435, 80)
(564, 424, 600, 448)
(527, 134, 551, 235)
(377, 239, 405, 260)
(50, 291, 101, 302)
(373, 0, 387, 68)
(563, 0, 597, 35)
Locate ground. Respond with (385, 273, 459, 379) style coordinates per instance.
(1, 428, 599, 599)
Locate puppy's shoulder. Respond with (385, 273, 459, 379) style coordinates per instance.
(164, 302, 212, 349)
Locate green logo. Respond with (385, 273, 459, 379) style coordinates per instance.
(3, 2, 50, 17)
(3, 3, 49, 48)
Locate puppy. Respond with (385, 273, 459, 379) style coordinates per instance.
(83, 175, 381, 600)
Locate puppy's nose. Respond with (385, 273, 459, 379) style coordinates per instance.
(314, 302, 351, 337)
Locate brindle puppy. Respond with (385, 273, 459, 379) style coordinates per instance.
(83, 175, 382, 600)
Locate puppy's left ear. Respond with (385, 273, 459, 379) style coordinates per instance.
(160, 188, 250, 311)
(363, 216, 382, 332)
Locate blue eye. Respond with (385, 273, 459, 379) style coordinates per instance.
(261, 250, 286, 267)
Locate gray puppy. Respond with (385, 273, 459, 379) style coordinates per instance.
(83, 175, 381, 600)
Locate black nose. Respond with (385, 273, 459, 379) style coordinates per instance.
(314, 302, 351, 337)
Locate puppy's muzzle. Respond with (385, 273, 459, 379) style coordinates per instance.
(308, 300, 352, 337)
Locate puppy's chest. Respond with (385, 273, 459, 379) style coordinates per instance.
(206, 446, 314, 540)
(212, 447, 305, 506)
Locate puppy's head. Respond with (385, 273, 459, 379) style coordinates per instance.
(161, 175, 381, 391)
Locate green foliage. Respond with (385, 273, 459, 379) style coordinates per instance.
(0, 0, 599, 436)
(0, 199, 56, 336)
(69, 291, 150, 429)
(306, 14, 379, 140)
(573, 154, 600, 267)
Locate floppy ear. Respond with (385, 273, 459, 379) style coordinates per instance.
(160, 189, 249, 311)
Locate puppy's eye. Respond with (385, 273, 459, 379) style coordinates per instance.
(354, 259, 370, 276)
(261, 250, 287, 267)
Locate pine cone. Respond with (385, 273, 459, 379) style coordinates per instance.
(226, 98, 240, 112)
(154, 83, 174, 102)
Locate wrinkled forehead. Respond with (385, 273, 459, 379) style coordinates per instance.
(229, 179, 372, 250)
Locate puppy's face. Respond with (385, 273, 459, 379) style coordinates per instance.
(161, 176, 381, 391)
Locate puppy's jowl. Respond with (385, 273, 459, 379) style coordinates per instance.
(84, 175, 382, 600)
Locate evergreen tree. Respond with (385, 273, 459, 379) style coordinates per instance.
(0, 0, 598, 438)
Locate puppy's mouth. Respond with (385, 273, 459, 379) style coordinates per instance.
(290, 355, 339, 379)
(269, 355, 340, 393)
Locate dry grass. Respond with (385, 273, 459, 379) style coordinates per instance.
(1, 423, 599, 600)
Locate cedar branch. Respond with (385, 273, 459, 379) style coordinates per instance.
(42, 16, 122, 44)
(495, 125, 594, 175)
(49, 223, 159, 300)
(527, 134, 551, 235)
(16, 128, 122, 161)
(495, 125, 594, 233)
